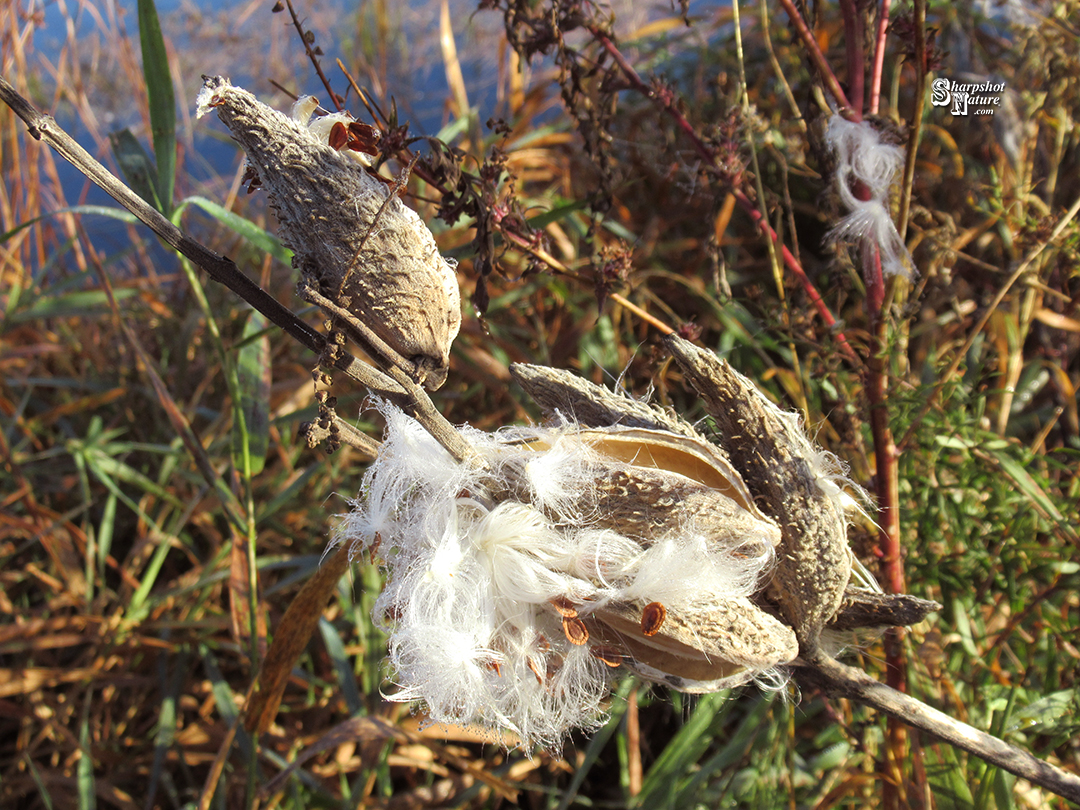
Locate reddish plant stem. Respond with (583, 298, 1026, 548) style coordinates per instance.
(732, 189, 858, 363)
(837, 0, 865, 116)
(774, 0, 853, 113)
(869, 0, 892, 114)
(865, 247, 908, 810)
(592, 32, 858, 363)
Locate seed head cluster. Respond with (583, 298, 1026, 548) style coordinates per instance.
(338, 402, 796, 749)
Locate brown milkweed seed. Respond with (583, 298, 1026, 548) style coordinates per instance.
(589, 646, 624, 667)
(549, 596, 578, 618)
(640, 602, 667, 637)
(562, 616, 589, 645)
(527, 657, 544, 684)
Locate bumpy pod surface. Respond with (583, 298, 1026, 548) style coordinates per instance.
(665, 335, 855, 653)
(196, 76, 461, 389)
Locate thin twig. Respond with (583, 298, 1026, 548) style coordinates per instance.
(898, 190, 1080, 454)
(281, 0, 343, 110)
(0, 74, 407, 402)
(869, 0, 892, 114)
(586, 34, 858, 363)
(759, 0, 806, 133)
(774, 0, 853, 113)
(800, 654, 1080, 803)
(897, 0, 926, 241)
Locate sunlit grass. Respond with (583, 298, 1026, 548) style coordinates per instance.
(2, 0, 1078, 807)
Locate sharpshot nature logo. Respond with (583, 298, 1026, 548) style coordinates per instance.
(931, 78, 1006, 116)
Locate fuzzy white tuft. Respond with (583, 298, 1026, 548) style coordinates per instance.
(338, 402, 783, 749)
(826, 114, 914, 279)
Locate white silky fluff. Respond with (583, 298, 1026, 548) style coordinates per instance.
(336, 402, 778, 750)
(826, 114, 913, 279)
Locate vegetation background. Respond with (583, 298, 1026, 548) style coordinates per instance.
(1, 0, 1078, 808)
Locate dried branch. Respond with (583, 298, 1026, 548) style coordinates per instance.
(0, 75, 405, 399)
(800, 653, 1080, 803)
(587, 31, 859, 362)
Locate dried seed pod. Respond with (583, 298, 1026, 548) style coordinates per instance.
(665, 335, 853, 653)
(512, 426, 781, 555)
(196, 77, 461, 389)
(508, 362, 700, 439)
(511, 361, 936, 641)
(590, 599, 798, 692)
(496, 424, 795, 688)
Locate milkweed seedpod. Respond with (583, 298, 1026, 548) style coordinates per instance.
(339, 402, 798, 748)
(509, 362, 938, 637)
(664, 334, 855, 654)
(195, 76, 461, 389)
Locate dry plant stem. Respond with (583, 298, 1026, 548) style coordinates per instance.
(385, 364, 478, 464)
(332, 413, 381, 458)
(759, 0, 806, 131)
(800, 654, 1080, 803)
(587, 36, 857, 362)
(898, 0, 927, 241)
(869, 0, 892, 114)
(298, 281, 416, 381)
(837, 0, 865, 116)
(898, 190, 1080, 454)
(731, 189, 859, 364)
(282, 0, 342, 109)
(608, 292, 674, 335)
(774, 0, 853, 113)
(0, 75, 407, 400)
(627, 686, 642, 797)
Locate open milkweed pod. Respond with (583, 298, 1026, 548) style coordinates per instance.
(510, 362, 939, 638)
(664, 335, 855, 654)
(505, 426, 798, 691)
(195, 77, 461, 389)
(338, 403, 798, 749)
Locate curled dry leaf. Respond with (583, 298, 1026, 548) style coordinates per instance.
(196, 77, 461, 389)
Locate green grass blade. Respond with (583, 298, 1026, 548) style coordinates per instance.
(78, 694, 97, 810)
(179, 196, 292, 262)
(984, 445, 1067, 527)
(232, 310, 271, 477)
(556, 677, 635, 810)
(635, 690, 733, 808)
(137, 0, 176, 215)
(109, 128, 161, 209)
(319, 616, 364, 716)
(5, 287, 140, 325)
(202, 646, 254, 761)
(256, 464, 323, 523)
(146, 647, 187, 810)
(22, 754, 56, 810)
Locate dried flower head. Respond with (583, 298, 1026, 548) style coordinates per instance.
(195, 77, 461, 389)
(338, 402, 799, 749)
